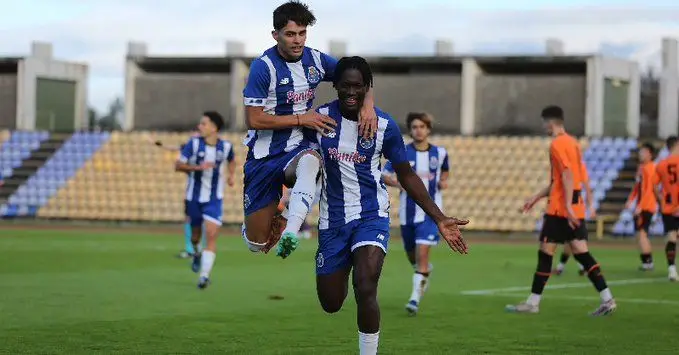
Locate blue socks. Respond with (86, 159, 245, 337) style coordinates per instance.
(184, 223, 195, 254)
(184, 222, 207, 254)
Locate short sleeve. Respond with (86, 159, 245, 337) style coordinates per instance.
(243, 58, 271, 106)
(550, 140, 571, 171)
(383, 161, 394, 174)
(441, 151, 449, 172)
(321, 52, 338, 82)
(227, 145, 235, 162)
(179, 139, 193, 163)
(382, 119, 407, 165)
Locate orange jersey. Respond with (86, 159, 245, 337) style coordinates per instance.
(627, 162, 658, 213)
(547, 134, 586, 219)
(656, 156, 679, 214)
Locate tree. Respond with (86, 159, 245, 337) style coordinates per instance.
(98, 97, 123, 131)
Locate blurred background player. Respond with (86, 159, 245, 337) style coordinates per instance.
(655, 136, 679, 281)
(553, 158, 596, 276)
(382, 112, 449, 316)
(241, 1, 377, 259)
(307, 56, 468, 355)
(625, 142, 658, 271)
(147, 132, 206, 258)
(508, 105, 616, 316)
(175, 112, 235, 289)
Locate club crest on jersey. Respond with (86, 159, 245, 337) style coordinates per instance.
(429, 156, 439, 170)
(326, 130, 336, 138)
(359, 137, 374, 149)
(307, 66, 321, 84)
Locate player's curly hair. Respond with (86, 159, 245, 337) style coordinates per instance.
(333, 56, 374, 88)
(273, 1, 316, 31)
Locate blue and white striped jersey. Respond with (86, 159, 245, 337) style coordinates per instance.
(242, 46, 338, 160)
(384, 143, 449, 226)
(179, 137, 234, 203)
(306, 100, 408, 230)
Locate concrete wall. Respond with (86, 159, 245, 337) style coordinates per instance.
(0, 74, 17, 129)
(132, 74, 231, 130)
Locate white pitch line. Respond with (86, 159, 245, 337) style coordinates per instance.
(460, 277, 667, 295)
(467, 292, 679, 306)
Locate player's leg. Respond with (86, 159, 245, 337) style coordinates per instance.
(185, 200, 204, 273)
(506, 215, 560, 313)
(636, 212, 654, 270)
(554, 244, 571, 275)
(316, 225, 352, 312)
(400, 225, 417, 267)
(663, 215, 678, 281)
(181, 214, 194, 258)
(569, 238, 617, 315)
(405, 221, 438, 316)
(242, 155, 286, 252)
(350, 218, 390, 355)
(196, 201, 223, 289)
(277, 150, 323, 258)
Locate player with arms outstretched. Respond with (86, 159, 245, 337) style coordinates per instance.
(175, 112, 235, 289)
(508, 105, 616, 316)
(307, 56, 468, 355)
(382, 112, 449, 316)
(625, 142, 658, 271)
(655, 136, 679, 281)
(241, 1, 377, 258)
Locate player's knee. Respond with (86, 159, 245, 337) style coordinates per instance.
(319, 298, 344, 314)
(352, 272, 379, 301)
(668, 231, 678, 242)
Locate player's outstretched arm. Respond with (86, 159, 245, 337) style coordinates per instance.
(245, 107, 336, 135)
(392, 162, 469, 254)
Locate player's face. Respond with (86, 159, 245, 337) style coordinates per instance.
(272, 21, 307, 59)
(336, 69, 367, 113)
(543, 120, 555, 136)
(409, 119, 430, 142)
(198, 116, 216, 137)
(639, 148, 651, 162)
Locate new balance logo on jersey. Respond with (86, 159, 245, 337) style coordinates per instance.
(279, 77, 289, 85)
(377, 234, 385, 241)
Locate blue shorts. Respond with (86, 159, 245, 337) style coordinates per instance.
(243, 146, 315, 216)
(185, 199, 222, 227)
(400, 219, 439, 252)
(316, 217, 390, 275)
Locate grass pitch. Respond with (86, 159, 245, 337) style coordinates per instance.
(1, 227, 678, 354)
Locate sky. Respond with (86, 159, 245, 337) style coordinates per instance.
(2, 0, 679, 113)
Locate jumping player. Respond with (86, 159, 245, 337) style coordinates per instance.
(241, 0, 377, 258)
(553, 158, 595, 276)
(148, 133, 206, 258)
(508, 105, 616, 316)
(655, 136, 679, 281)
(307, 56, 468, 355)
(382, 112, 449, 316)
(625, 142, 658, 271)
(175, 112, 235, 289)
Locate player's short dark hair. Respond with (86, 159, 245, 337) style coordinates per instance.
(666, 135, 678, 150)
(273, 1, 316, 31)
(203, 111, 224, 131)
(541, 105, 564, 121)
(641, 142, 656, 158)
(406, 112, 433, 130)
(333, 56, 373, 88)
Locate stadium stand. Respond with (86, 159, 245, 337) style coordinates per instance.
(0, 131, 49, 180)
(38, 132, 245, 223)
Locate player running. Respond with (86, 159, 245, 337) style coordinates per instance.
(655, 136, 679, 281)
(307, 56, 468, 355)
(508, 105, 616, 316)
(553, 159, 595, 276)
(241, 0, 377, 259)
(381, 112, 449, 316)
(148, 133, 206, 258)
(625, 143, 658, 271)
(175, 112, 235, 289)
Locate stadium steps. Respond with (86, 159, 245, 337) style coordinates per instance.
(586, 150, 638, 233)
(0, 134, 70, 204)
